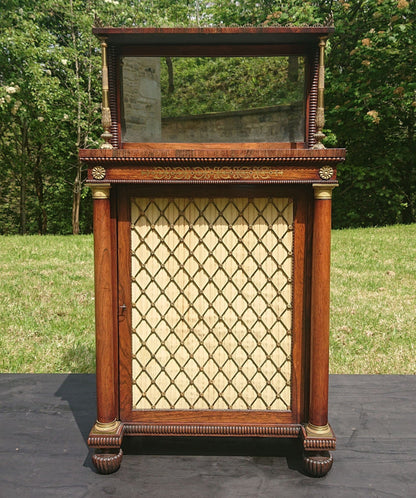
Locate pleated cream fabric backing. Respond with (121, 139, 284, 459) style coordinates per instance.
(131, 197, 293, 411)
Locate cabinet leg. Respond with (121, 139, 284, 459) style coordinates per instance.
(300, 424, 335, 477)
(92, 448, 123, 474)
(303, 450, 333, 477)
(88, 420, 124, 474)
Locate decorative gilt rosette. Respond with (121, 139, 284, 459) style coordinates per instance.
(319, 166, 334, 180)
(92, 166, 106, 180)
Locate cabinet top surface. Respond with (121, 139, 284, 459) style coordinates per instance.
(92, 26, 334, 47)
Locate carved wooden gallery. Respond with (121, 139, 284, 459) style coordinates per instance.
(79, 26, 346, 476)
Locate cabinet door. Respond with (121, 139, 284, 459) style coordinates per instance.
(118, 185, 310, 427)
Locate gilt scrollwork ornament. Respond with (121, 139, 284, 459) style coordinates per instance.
(319, 166, 334, 180)
(92, 166, 106, 180)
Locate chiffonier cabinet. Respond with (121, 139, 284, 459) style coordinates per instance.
(79, 26, 345, 476)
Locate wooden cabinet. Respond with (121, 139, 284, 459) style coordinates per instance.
(79, 27, 345, 476)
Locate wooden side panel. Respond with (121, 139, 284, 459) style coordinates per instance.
(291, 190, 312, 422)
(118, 186, 134, 420)
(110, 188, 119, 418)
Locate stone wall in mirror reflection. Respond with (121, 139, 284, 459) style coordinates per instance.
(121, 56, 305, 143)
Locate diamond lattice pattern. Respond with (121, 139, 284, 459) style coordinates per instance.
(131, 197, 293, 411)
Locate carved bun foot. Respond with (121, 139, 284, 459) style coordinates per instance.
(303, 451, 333, 477)
(92, 448, 123, 474)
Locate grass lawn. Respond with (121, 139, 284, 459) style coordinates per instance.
(0, 235, 95, 373)
(0, 224, 415, 374)
(331, 224, 416, 374)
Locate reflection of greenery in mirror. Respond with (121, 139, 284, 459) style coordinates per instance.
(160, 56, 305, 117)
(120, 55, 306, 143)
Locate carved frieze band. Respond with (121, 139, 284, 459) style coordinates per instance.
(86, 165, 340, 184)
(124, 424, 302, 437)
(146, 166, 284, 181)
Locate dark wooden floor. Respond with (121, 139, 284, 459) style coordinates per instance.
(0, 374, 415, 497)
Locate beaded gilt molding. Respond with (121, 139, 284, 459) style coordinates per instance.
(130, 196, 294, 411)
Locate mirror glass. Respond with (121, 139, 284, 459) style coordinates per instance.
(120, 56, 306, 143)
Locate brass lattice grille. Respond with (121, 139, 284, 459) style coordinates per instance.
(131, 197, 293, 411)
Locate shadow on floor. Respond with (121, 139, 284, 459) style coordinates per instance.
(54, 374, 305, 475)
(54, 373, 96, 470)
(123, 435, 305, 474)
